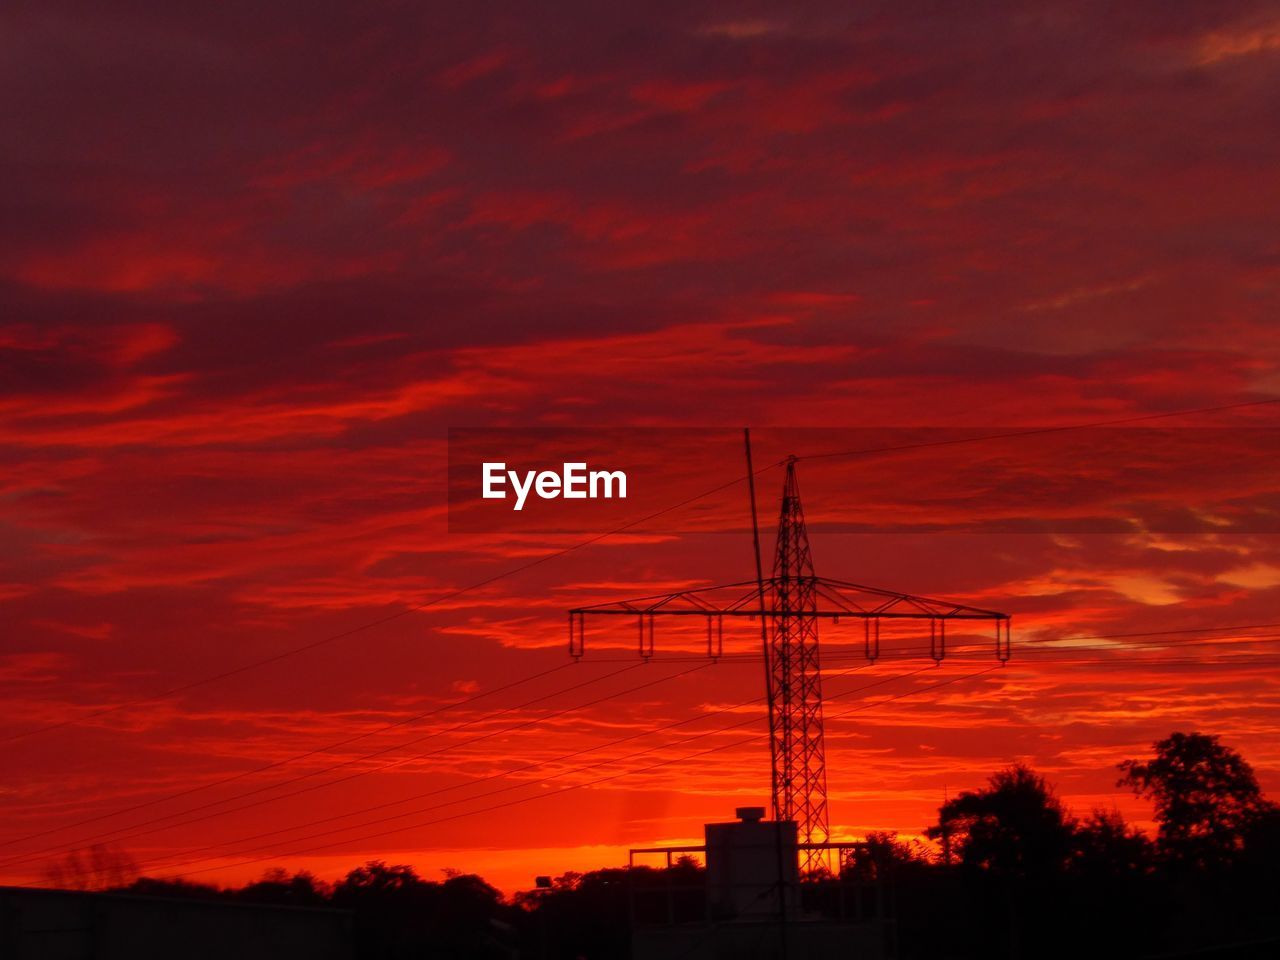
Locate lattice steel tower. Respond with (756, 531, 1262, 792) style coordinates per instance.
(568, 445, 1011, 876)
(769, 459, 829, 865)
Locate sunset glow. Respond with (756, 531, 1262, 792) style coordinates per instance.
(3, 2, 1279, 900)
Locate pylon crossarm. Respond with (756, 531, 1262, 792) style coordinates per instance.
(812, 577, 1009, 620)
(570, 583, 1007, 622)
(570, 577, 1008, 620)
(569, 579, 766, 616)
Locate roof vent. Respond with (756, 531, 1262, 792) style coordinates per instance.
(736, 806, 766, 822)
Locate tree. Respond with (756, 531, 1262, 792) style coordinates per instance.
(514, 866, 634, 959)
(238, 867, 329, 906)
(927, 764, 1075, 879)
(1070, 809, 1153, 878)
(845, 830, 931, 881)
(332, 861, 513, 959)
(333, 860, 428, 898)
(1118, 731, 1274, 866)
(43, 843, 138, 891)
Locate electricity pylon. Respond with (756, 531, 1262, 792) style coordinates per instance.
(770, 459, 828, 869)
(568, 454, 1011, 875)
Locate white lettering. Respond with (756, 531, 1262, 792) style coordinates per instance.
(590, 469, 627, 499)
(562, 462, 587, 498)
(509, 469, 536, 511)
(482, 462, 506, 498)
(535, 471, 561, 499)
(482, 462, 627, 510)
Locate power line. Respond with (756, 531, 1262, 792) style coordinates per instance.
(125, 664, 904, 877)
(576, 626, 1280, 663)
(33, 628, 1267, 879)
(136, 665, 990, 883)
(14, 396, 1275, 745)
(864, 633, 1280, 657)
(14, 659, 892, 883)
(580, 638, 1280, 666)
(987, 655, 1280, 667)
(1, 452, 788, 854)
(0, 661, 575, 851)
(1026, 622, 1280, 643)
(0, 660, 715, 873)
(12, 397, 1278, 879)
(33, 653, 1272, 885)
(31, 643, 1278, 882)
(1, 460, 790, 745)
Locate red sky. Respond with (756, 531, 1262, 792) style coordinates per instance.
(2, 1, 1279, 894)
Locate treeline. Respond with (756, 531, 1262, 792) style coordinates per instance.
(880, 731, 1280, 959)
(88, 730, 1277, 959)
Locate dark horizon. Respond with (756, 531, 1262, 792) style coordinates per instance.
(27, 729, 1280, 959)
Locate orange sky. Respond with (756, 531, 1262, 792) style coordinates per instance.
(2, 1, 1279, 896)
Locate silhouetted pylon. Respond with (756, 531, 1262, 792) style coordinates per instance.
(567, 453, 1011, 878)
(768, 459, 830, 872)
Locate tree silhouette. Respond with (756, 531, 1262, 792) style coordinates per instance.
(34, 735, 1276, 959)
(1070, 809, 1153, 878)
(330, 861, 512, 959)
(927, 764, 1075, 879)
(844, 830, 930, 881)
(43, 843, 138, 891)
(334, 860, 426, 898)
(238, 867, 329, 907)
(1118, 731, 1275, 867)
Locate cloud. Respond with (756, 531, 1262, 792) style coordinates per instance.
(2, 0, 1280, 892)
